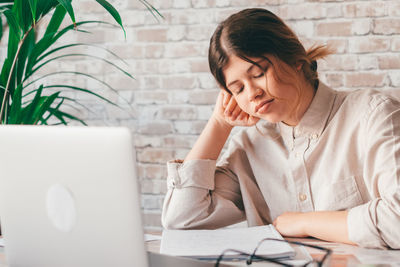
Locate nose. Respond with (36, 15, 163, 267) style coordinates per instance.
(248, 85, 264, 102)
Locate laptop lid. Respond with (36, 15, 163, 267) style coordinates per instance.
(0, 126, 148, 267)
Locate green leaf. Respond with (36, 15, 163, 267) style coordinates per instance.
(139, 0, 164, 20)
(25, 20, 108, 77)
(48, 108, 87, 125)
(30, 53, 134, 81)
(28, 0, 37, 24)
(16, 29, 35, 86)
(8, 83, 23, 124)
(36, 0, 58, 19)
(94, 0, 125, 38)
(0, 15, 3, 41)
(3, 9, 22, 39)
(32, 91, 60, 124)
(22, 84, 43, 124)
(36, 43, 129, 67)
(43, 84, 117, 106)
(44, 4, 66, 38)
(55, 0, 75, 26)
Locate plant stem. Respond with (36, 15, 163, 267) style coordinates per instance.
(0, 28, 33, 124)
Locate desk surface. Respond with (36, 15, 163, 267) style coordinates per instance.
(1, 234, 399, 266)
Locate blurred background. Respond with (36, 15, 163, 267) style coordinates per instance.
(1, 0, 399, 230)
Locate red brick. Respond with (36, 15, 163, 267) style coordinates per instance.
(318, 55, 358, 71)
(320, 73, 344, 88)
(166, 9, 215, 24)
(159, 106, 197, 120)
(349, 37, 390, 53)
(190, 59, 210, 73)
(186, 25, 216, 41)
(378, 55, 400, 69)
(138, 163, 167, 179)
(145, 44, 165, 58)
(137, 121, 173, 135)
(174, 121, 207, 134)
(164, 42, 206, 58)
(357, 56, 378, 70)
(389, 72, 400, 87)
(279, 4, 326, 20)
(189, 90, 219, 105)
(163, 135, 197, 148)
(137, 148, 175, 163)
(162, 75, 197, 89)
(343, 2, 386, 18)
(141, 179, 167, 194)
(373, 19, 400, 35)
(134, 135, 162, 148)
(345, 72, 386, 88)
(192, 0, 216, 8)
(325, 39, 348, 54)
(316, 21, 352, 36)
(392, 38, 400, 51)
(352, 19, 371, 35)
(137, 28, 167, 42)
(388, 1, 400, 16)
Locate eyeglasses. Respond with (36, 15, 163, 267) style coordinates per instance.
(215, 238, 332, 267)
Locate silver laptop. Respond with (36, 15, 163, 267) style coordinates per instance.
(0, 126, 229, 267)
(0, 126, 148, 267)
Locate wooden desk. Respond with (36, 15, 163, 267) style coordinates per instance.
(145, 235, 361, 266)
(1, 234, 399, 266)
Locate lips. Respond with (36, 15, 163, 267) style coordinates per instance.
(255, 99, 274, 113)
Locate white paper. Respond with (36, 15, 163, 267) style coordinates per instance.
(144, 234, 162, 242)
(160, 225, 295, 259)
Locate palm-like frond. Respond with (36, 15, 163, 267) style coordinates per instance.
(0, 0, 162, 125)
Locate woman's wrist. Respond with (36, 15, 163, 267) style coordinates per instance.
(210, 114, 234, 133)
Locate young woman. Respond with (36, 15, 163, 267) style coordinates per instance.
(161, 8, 400, 249)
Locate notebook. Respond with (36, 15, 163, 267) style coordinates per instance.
(160, 224, 295, 260)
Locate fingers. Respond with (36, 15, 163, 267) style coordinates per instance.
(224, 94, 240, 119)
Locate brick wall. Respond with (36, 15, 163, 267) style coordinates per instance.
(1, 0, 399, 230)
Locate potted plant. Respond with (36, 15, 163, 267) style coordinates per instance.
(0, 0, 161, 125)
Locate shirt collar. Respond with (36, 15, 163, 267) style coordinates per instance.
(279, 82, 337, 141)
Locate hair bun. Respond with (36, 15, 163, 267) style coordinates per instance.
(311, 60, 318, 72)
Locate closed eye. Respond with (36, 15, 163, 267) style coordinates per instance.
(253, 72, 264, 78)
(233, 86, 244, 95)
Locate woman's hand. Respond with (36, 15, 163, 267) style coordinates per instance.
(212, 91, 260, 127)
(273, 212, 308, 237)
(273, 211, 355, 245)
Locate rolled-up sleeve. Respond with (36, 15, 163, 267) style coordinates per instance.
(348, 96, 400, 249)
(162, 159, 245, 230)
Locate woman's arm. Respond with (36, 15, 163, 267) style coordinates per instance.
(185, 91, 259, 161)
(162, 90, 260, 229)
(273, 211, 356, 245)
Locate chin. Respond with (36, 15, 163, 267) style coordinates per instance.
(260, 115, 282, 124)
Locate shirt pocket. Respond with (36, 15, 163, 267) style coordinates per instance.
(316, 176, 364, 211)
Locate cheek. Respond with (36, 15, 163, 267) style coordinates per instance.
(234, 96, 252, 113)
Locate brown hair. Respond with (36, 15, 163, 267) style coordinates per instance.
(208, 8, 331, 95)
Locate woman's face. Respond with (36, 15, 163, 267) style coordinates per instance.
(223, 55, 306, 126)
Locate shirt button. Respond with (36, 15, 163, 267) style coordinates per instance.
(299, 194, 307, 201)
(295, 152, 301, 158)
(311, 133, 319, 139)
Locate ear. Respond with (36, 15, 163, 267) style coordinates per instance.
(296, 62, 303, 71)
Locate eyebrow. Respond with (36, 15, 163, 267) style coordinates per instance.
(226, 59, 266, 88)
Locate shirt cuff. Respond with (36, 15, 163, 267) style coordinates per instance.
(347, 201, 387, 248)
(167, 159, 216, 190)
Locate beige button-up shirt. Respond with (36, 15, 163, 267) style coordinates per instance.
(162, 83, 400, 249)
